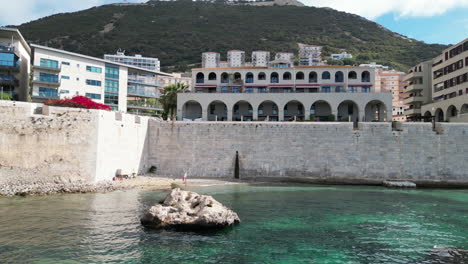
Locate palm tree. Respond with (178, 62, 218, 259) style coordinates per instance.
(160, 82, 188, 120)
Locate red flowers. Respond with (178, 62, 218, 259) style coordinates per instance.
(45, 96, 112, 111)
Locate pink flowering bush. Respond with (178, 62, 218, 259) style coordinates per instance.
(45, 96, 112, 111)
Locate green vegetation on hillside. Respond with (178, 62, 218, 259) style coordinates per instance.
(17, 1, 447, 71)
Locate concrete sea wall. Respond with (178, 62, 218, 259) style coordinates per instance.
(0, 101, 149, 194)
(148, 121, 468, 186)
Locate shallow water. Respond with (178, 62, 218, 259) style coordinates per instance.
(1, 184, 468, 264)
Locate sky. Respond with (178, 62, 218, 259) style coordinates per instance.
(0, 0, 467, 45)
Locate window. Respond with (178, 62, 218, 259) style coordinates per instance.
(348, 87, 357, 93)
(86, 66, 102, 73)
(362, 87, 370, 93)
(104, 93, 119, 105)
(0, 53, 16, 67)
(76, 78, 80, 81)
(40, 58, 59, 69)
(245, 87, 254, 93)
(39, 72, 59, 83)
(86, 93, 102, 100)
(296, 72, 304, 80)
(208, 72, 216, 81)
(105, 64, 119, 79)
(322, 71, 331, 80)
(105, 79, 119, 93)
(86, 79, 102, 86)
(309, 72, 317, 83)
(258, 72, 266, 81)
(246, 73, 254, 83)
(196, 73, 204, 83)
(322, 86, 331, 93)
(362, 71, 371, 82)
(283, 72, 292, 81)
(62, 62, 70, 66)
(335, 71, 344, 82)
(60, 90, 70, 94)
(61, 76, 70, 80)
(348, 71, 357, 79)
(271, 72, 279, 83)
(38, 87, 58, 98)
(221, 73, 229, 83)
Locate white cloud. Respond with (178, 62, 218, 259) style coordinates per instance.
(301, 0, 468, 19)
(0, 0, 146, 26)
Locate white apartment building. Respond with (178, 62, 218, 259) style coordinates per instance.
(252, 51, 270, 67)
(227, 50, 245, 67)
(331, 52, 353, 60)
(274, 52, 294, 65)
(31, 45, 173, 115)
(104, 50, 160, 72)
(202, 52, 220, 68)
(0, 28, 31, 101)
(299, 44, 322, 66)
(359, 62, 390, 71)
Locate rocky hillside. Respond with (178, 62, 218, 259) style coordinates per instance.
(16, 1, 446, 71)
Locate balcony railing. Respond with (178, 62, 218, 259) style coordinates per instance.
(0, 45, 14, 53)
(33, 76, 60, 86)
(34, 64, 61, 72)
(128, 77, 160, 86)
(128, 87, 160, 98)
(0, 75, 19, 85)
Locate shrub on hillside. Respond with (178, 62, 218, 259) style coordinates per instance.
(45, 96, 111, 110)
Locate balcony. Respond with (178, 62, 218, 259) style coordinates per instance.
(403, 95, 424, 105)
(127, 86, 160, 98)
(0, 61, 20, 72)
(404, 108, 421, 116)
(405, 83, 424, 92)
(404, 71, 423, 81)
(34, 64, 61, 73)
(33, 76, 61, 87)
(127, 98, 162, 111)
(0, 75, 19, 86)
(128, 77, 159, 87)
(0, 45, 15, 54)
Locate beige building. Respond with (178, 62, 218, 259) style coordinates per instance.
(158, 72, 191, 89)
(404, 37, 468, 122)
(378, 70, 409, 121)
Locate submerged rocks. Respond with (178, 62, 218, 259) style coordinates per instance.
(426, 246, 468, 263)
(383, 181, 417, 188)
(141, 188, 240, 230)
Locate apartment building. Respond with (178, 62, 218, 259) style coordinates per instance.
(331, 52, 353, 60)
(403, 61, 433, 121)
(378, 70, 409, 122)
(181, 52, 392, 122)
(252, 51, 270, 67)
(227, 50, 245, 67)
(202, 52, 220, 68)
(0, 28, 31, 101)
(104, 50, 160, 72)
(298, 44, 322, 66)
(158, 72, 192, 89)
(32, 45, 172, 116)
(421, 38, 468, 122)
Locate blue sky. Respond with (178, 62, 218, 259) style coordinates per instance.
(1, 0, 467, 45)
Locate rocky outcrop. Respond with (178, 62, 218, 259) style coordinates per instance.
(141, 188, 240, 230)
(383, 181, 417, 188)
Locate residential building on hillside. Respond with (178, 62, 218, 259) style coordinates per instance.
(378, 70, 409, 122)
(0, 28, 31, 101)
(202, 52, 220, 68)
(252, 51, 270, 67)
(417, 38, 468, 122)
(181, 52, 392, 122)
(104, 50, 160, 72)
(32, 45, 173, 116)
(359, 62, 390, 71)
(227, 50, 245, 67)
(298, 44, 322, 66)
(331, 52, 353, 60)
(158, 72, 192, 89)
(403, 60, 433, 121)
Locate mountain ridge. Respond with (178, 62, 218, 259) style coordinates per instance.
(15, 1, 447, 71)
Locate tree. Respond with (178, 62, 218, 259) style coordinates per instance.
(160, 82, 188, 120)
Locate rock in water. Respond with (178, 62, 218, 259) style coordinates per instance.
(141, 188, 240, 230)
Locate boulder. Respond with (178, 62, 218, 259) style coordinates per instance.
(383, 181, 417, 188)
(141, 188, 240, 230)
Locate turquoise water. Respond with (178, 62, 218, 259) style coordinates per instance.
(1, 185, 468, 264)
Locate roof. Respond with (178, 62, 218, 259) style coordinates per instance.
(0, 27, 31, 55)
(31, 44, 173, 77)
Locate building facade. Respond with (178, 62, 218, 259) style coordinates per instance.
(104, 50, 160, 72)
(331, 52, 353, 60)
(182, 62, 392, 122)
(378, 70, 409, 122)
(0, 28, 31, 101)
(403, 61, 433, 121)
(298, 44, 322, 66)
(202, 52, 221, 68)
(32, 45, 172, 116)
(420, 38, 468, 122)
(227, 50, 245, 67)
(252, 51, 270, 67)
(157, 72, 192, 89)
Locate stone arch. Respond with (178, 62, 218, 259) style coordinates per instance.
(348, 71, 357, 79)
(221, 72, 229, 83)
(234, 72, 242, 81)
(435, 108, 444, 122)
(362, 71, 371, 82)
(446, 105, 458, 121)
(335, 71, 344, 82)
(322, 71, 331, 80)
(207, 100, 228, 121)
(258, 100, 279, 121)
(196, 72, 204, 83)
(208, 72, 216, 81)
(182, 100, 202, 121)
(364, 100, 387, 122)
(338, 100, 359, 122)
(296, 71, 304, 80)
(310, 100, 333, 121)
(233, 100, 253, 121)
(461, 104, 468, 114)
(309, 72, 318, 83)
(283, 100, 305, 121)
(246, 72, 254, 83)
(258, 72, 266, 81)
(271, 72, 279, 83)
(283, 72, 292, 81)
